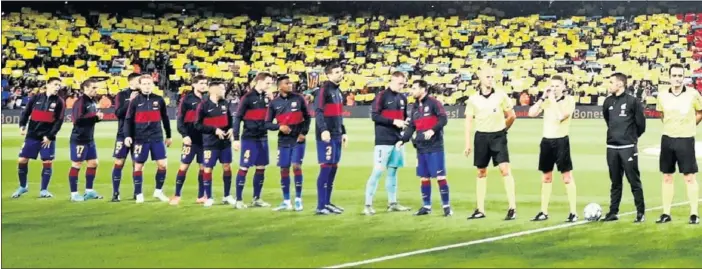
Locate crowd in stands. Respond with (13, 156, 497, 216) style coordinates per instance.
(2, 2, 702, 110)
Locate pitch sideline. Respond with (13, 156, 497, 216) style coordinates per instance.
(324, 200, 699, 268)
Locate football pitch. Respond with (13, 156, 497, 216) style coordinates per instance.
(1, 119, 700, 268)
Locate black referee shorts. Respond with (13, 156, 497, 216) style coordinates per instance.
(660, 135, 698, 174)
(538, 136, 573, 173)
(474, 130, 510, 168)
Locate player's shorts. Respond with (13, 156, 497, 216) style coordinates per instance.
(373, 145, 405, 168)
(112, 137, 131, 159)
(240, 139, 270, 167)
(18, 137, 55, 161)
(316, 137, 343, 164)
(132, 141, 168, 163)
(416, 151, 446, 178)
(538, 136, 573, 173)
(180, 143, 204, 165)
(277, 143, 306, 167)
(70, 141, 98, 162)
(660, 135, 698, 174)
(473, 130, 510, 168)
(203, 147, 233, 168)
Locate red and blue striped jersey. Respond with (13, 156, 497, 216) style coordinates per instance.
(19, 93, 65, 141)
(70, 95, 101, 143)
(401, 95, 448, 153)
(315, 81, 346, 139)
(176, 91, 204, 145)
(113, 88, 139, 139)
(371, 88, 408, 146)
(233, 89, 269, 141)
(123, 93, 171, 142)
(195, 98, 233, 149)
(265, 92, 311, 146)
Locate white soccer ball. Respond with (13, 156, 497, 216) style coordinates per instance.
(583, 203, 602, 221)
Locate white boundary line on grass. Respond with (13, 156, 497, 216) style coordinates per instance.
(325, 200, 699, 268)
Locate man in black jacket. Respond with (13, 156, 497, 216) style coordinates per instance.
(109, 73, 140, 202)
(602, 73, 647, 223)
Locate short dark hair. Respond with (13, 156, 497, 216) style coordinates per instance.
(413, 80, 428, 90)
(391, 71, 406, 78)
(254, 72, 274, 82)
(669, 63, 685, 75)
(127, 73, 141, 81)
(276, 75, 290, 85)
(80, 77, 99, 90)
(47, 77, 61, 84)
(551, 75, 564, 82)
(192, 75, 208, 84)
(208, 79, 226, 87)
(610, 73, 628, 87)
(324, 63, 342, 75)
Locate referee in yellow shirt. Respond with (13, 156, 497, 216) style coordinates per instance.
(655, 63, 701, 225)
(527, 76, 578, 222)
(464, 67, 518, 220)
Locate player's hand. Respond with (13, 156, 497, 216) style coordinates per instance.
(165, 138, 172, 147)
(321, 131, 331, 142)
(464, 145, 472, 157)
(41, 136, 52, 148)
(20, 127, 26, 136)
(297, 134, 306, 143)
(279, 125, 292, 134)
(423, 129, 435, 140)
(124, 137, 133, 147)
(395, 141, 403, 149)
(96, 111, 104, 120)
(183, 136, 192, 146)
(392, 119, 407, 128)
(225, 129, 233, 139)
(129, 91, 138, 100)
(342, 134, 348, 148)
(215, 128, 226, 140)
(233, 140, 241, 151)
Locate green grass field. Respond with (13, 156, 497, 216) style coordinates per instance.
(2, 119, 700, 268)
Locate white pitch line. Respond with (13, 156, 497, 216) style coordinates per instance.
(325, 200, 699, 268)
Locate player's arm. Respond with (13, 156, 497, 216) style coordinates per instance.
(431, 99, 448, 132)
(176, 95, 189, 137)
(400, 118, 416, 144)
(502, 94, 516, 130)
(114, 91, 129, 119)
(528, 98, 545, 118)
(123, 98, 136, 138)
(602, 97, 611, 126)
(300, 97, 312, 135)
(264, 102, 279, 131)
(195, 102, 217, 134)
(370, 92, 393, 126)
(314, 87, 328, 132)
(464, 99, 474, 149)
(560, 96, 576, 122)
(47, 98, 65, 141)
(72, 98, 98, 126)
(632, 97, 646, 137)
(19, 94, 36, 129)
(159, 98, 172, 139)
(655, 95, 664, 122)
(232, 97, 247, 141)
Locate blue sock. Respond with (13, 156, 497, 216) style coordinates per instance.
(112, 164, 123, 194)
(386, 167, 398, 204)
(438, 179, 450, 206)
(133, 170, 143, 195)
(203, 171, 213, 198)
(253, 168, 265, 200)
(175, 169, 186, 196)
(364, 167, 384, 206)
(317, 164, 333, 210)
(41, 163, 52, 191)
(293, 166, 303, 198)
(326, 164, 338, 205)
(155, 168, 166, 190)
(69, 167, 80, 193)
(281, 167, 291, 201)
(18, 163, 28, 188)
(223, 169, 232, 197)
(235, 169, 247, 201)
(86, 167, 96, 190)
(197, 169, 204, 198)
(421, 179, 431, 207)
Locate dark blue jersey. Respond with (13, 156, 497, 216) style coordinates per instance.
(401, 95, 448, 154)
(314, 81, 346, 140)
(113, 88, 139, 139)
(19, 93, 65, 141)
(371, 89, 408, 146)
(233, 90, 269, 141)
(123, 93, 171, 143)
(177, 91, 205, 145)
(265, 92, 311, 147)
(195, 98, 234, 149)
(70, 95, 101, 143)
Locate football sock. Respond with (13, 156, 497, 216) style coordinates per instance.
(316, 164, 333, 210)
(687, 179, 699, 215)
(41, 162, 52, 190)
(235, 169, 247, 201)
(437, 178, 450, 206)
(327, 164, 338, 205)
(175, 169, 187, 196)
(155, 168, 166, 190)
(293, 166, 303, 199)
(541, 182, 552, 214)
(386, 167, 398, 204)
(476, 177, 487, 212)
(86, 167, 96, 190)
(504, 175, 517, 209)
(662, 180, 674, 215)
(420, 179, 431, 206)
(253, 168, 265, 200)
(203, 171, 213, 199)
(364, 167, 383, 206)
(69, 167, 80, 193)
(565, 179, 577, 214)
(281, 168, 291, 201)
(133, 171, 143, 195)
(223, 169, 232, 197)
(197, 169, 204, 198)
(18, 162, 28, 188)
(112, 163, 123, 194)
